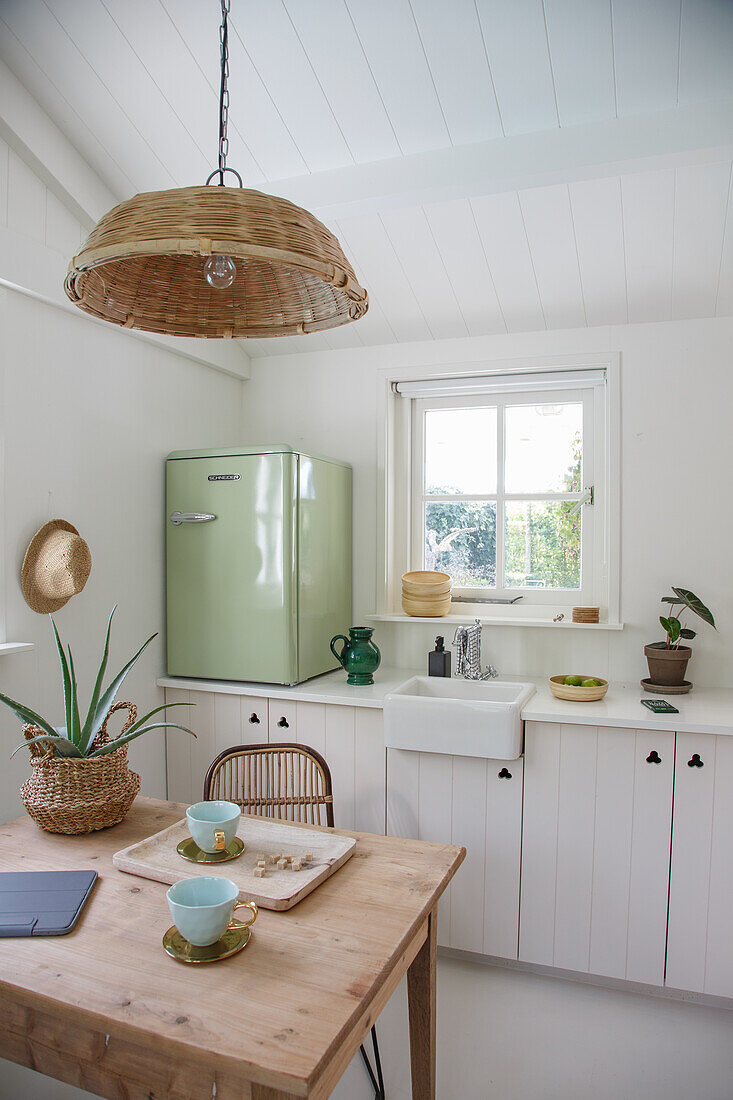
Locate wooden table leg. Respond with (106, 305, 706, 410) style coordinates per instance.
(407, 905, 437, 1100)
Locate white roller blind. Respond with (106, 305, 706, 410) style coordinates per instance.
(393, 368, 605, 398)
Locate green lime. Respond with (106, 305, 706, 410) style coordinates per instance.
(564, 675, 583, 686)
(581, 678, 602, 687)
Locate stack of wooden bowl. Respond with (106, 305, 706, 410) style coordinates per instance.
(401, 571, 452, 617)
(572, 606, 600, 624)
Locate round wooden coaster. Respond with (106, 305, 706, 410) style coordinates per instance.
(640, 678, 692, 695)
(177, 836, 245, 863)
(163, 923, 251, 963)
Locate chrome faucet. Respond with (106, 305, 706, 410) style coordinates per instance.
(451, 619, 498, 680)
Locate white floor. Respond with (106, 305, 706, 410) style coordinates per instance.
(3, 957, 733, 1099)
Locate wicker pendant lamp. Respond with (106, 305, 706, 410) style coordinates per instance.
(64, 2, 367, 340)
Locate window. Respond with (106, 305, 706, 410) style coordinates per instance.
(389, 367, 613, 614)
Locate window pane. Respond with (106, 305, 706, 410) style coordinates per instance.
(425, 408, 497, 495)
(505, 403, 582, 493)
(504, 502, 581, 589)
(425, 501, 496, 587)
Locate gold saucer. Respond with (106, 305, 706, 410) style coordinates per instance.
(163, 922, 251, 963)
(177, 836, 245, 863)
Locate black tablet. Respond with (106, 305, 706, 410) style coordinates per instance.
(0, 870, 98, 936)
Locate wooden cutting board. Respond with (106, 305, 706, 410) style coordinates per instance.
(112, 814, 356, 911)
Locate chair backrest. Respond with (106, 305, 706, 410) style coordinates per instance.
(203, 742, 335, 828)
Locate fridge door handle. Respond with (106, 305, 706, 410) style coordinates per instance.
(169, 511, 217, 525)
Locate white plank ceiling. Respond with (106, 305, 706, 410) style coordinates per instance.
(2, 0, 733, 356)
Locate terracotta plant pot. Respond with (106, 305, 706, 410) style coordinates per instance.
(644, 643, 692, 686)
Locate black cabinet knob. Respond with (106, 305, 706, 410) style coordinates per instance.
(277, 716, 289, 728)
(249, 713, 260, 724)
(497, 767, 512, 779)
(687, 753, 704, 768)
(646, 750, 662, 764)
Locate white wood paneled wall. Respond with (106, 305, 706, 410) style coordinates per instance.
(387, 747, 522, 958)
(164, 691, 386, 836)
(0, 137, 86, 259)
(520, 721, 674, 985)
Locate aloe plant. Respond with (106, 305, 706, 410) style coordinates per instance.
(0, 606, 195, 759)
(659, 587, 716, 650)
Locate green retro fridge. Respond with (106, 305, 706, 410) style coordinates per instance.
(166, 446, 352, 684)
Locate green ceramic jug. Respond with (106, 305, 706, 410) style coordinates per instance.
(330, 626, 381, 686)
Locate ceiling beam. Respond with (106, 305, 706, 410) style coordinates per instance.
(271, 99, 733, 221)
(0, 225, 251, 380)
(0, 57, 120, 227)
(0, 59, 251, 379)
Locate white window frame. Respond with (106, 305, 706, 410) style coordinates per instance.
(411, 384, 597, 605)
(379, 356, 620, 624)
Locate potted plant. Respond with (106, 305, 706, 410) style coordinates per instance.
(0, 607, 195, 834)
(644, 587, 716, 690)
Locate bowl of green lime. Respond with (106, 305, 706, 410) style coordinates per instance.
(549, 674, 608, 701)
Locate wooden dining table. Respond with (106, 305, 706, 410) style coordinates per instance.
(0, 798, 464, 1099)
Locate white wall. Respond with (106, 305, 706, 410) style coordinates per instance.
(0, 146, 244, 821)
(240, 317, 732, 687)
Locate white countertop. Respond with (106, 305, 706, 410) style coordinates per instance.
(157, 671, 733, 736)
(156, 667, 413, 709)
(522, 680, 733, 736)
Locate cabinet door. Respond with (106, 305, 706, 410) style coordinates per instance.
(268, 701, 298, 744)
(289, 703, 386, 835)
(165, 687, 196, 803)
(386, 749, 522, 957)
(520, 722, 674, 984)
(165, 690, 268, 803)
(666, 734, 733, 997)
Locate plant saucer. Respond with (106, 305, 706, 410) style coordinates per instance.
(640, 678, 692, 695)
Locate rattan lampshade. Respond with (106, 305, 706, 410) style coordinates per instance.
(64, 185, 368, 339)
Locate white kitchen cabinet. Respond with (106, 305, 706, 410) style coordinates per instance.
(165, 691, 386, 835)
(520, 721, 674, 985)
(666, 733, 733, 998)
(165, 690, 269, 803)
(288, 702, 386, 835)
(386, 748, 523, 957)
(163, 689, 733, 1001)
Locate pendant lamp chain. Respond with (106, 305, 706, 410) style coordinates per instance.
(217, 0, 233, 185)
(207, 0, 242, 188)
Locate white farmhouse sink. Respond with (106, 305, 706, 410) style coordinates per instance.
(383, 677, 535, 761)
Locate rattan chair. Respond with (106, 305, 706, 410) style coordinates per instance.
(203, 742, 385, 1099)
(203, 742, 335, 826)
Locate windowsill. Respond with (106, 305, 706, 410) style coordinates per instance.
(366, 613, 624, 631)
(0, 642, 34, 655)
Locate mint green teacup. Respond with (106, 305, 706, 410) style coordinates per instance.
(186, 800, 241, 854)
(166, 876, 257, 947)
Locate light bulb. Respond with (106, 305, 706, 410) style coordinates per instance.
(204, 254, 236, 289)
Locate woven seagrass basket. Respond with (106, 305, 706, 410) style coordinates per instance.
(20, 701, 141, 835)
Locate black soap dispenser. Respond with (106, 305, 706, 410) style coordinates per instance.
(428, 636, 451, 678)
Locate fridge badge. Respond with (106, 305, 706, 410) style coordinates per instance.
(208, 474, 241, 481)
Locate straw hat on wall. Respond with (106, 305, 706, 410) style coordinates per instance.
(20, 520, 92, 614)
